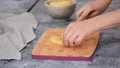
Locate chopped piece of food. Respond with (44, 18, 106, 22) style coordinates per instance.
(50, 36, 63, 46)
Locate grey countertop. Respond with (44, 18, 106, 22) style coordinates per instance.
(0, 0, 120, 68)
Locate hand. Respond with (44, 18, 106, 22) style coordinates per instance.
(62, 21, 96, 46)
(76, 0, 112, 21)
(63, 9, 120, 46)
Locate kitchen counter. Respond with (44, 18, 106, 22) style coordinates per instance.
(0, 0, 120, 68)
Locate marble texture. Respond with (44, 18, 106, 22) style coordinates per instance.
(0, 0, 120, 68)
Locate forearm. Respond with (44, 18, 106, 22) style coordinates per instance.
(94, 0, 112, 3)
(94, 0, 112, 10)
(90, 9, 120, 31)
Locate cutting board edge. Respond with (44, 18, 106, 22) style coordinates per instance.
(32, 54, 91, 61)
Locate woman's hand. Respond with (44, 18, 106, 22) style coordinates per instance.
(62, 20, 96, 46)
(76, 0, 112, 21)
(63, 9, 120, 46)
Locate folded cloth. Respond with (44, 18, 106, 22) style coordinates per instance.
(0, 21, 22, 60)
(0, 13, 38, 60)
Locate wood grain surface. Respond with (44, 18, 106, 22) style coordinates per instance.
(32, 28, 100, 60)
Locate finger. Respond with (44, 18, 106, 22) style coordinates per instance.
(78, 7, 92, 21)
(76, 7, 85, 20)
(63, 23, 73, 36)
(87, 10, 98, 18)
(63, 23, 73, 45)
(68, 31, 79, 46)
(64, 29, 75, 46)
(63, 23, 73, 40)
(74, 35, 84, 46)
(76, 10, 83, 20)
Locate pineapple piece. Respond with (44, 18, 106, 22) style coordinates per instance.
(50, 36, 64, 46)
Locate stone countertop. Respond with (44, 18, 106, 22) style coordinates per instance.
(0, 0, 120, 68)
(0, 0, 37, 14)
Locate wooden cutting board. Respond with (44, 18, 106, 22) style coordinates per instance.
(32, 28, 100, 61)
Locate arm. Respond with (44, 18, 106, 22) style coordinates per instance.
(89, 9, 120, 31)
(63, 9, 120, 46)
